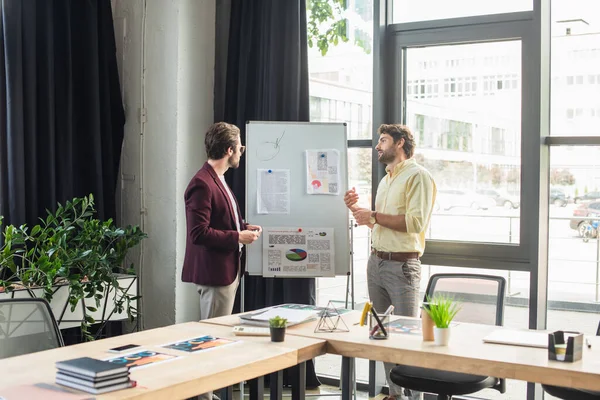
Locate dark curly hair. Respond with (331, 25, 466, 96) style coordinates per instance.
(205, 122, 240, 160)
(377, 124, 415, 158)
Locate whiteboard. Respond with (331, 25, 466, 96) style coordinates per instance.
(245, 121, 349, 277)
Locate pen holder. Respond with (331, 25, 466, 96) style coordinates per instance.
(368, 312, 390, 340)
(548, 331, 583, 362)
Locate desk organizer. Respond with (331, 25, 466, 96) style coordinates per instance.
(548, 331, 583, 362)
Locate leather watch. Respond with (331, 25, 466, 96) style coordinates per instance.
(369, 211, 378, 225)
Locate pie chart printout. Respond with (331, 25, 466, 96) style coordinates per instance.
(286, 249, 308, 262)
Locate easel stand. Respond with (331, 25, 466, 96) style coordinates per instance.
(239, 221, 357, 399)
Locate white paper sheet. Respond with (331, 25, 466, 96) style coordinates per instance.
(249, 308, 320, 324)
(305, 149, 340, 195)
(257, 169, 290, 214)
(262, 227, 335, 277)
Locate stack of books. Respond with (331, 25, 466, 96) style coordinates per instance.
(55, 357, 136, 395)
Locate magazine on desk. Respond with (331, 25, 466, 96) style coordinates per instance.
(239, 303, 351, 327)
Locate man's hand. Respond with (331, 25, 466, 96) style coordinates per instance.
(352, 208, 372, 226)
(344, 187, 360, 211)
(239, 230, 259, 244)
(247, 224, 262, 235)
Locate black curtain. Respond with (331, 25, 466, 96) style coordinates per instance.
(215, 0, 320, 389)
(0, 0, 124, 229)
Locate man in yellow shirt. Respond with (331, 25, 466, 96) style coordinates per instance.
(344, 124, 436, 400)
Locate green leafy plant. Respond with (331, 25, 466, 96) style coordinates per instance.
(307, 0, 371, 56)
(268, 316, 288, 328)
(0, 194, 147, 341)
(423, 294, 461, 329)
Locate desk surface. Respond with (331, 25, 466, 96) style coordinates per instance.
(205, 310, 600, 391)
(0, 322, 325, 399)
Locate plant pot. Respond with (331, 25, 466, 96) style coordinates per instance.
(433, 327, 451, 346)
(270, 327, 286, 342)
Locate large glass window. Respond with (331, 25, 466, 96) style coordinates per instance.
(546, 0, 600, 340)
(546, 150, 600, 334)
(551, 0, 600, 136)
(406, 41, 522, 244)
(392, 0, 532, 24)
(307, 0, 374, 382)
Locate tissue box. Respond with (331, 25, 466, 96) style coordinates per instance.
(548, 331, 583, 362)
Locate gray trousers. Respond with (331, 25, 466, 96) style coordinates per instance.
(195, 274, 240, 400)
(197, 274, 240, 321)
(367, 253, 422, 399)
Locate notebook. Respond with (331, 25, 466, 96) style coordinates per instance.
(55, 379, 136, 395)
(483, 329, 548, 348)
(57, 370, 130, 383)
(55, 357, 129, 378)
(56, 372, 130, 388)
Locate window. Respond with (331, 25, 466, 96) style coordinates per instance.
(392, 0, 533, 24)
(547, 147, 600, 334)
(405, 41, 522, 245)
(307, 0, 374, 383)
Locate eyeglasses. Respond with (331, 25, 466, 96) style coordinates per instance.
(239, 145, 246, 154)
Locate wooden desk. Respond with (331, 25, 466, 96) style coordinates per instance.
(0, 322, 325, 400)
(206, 310, 600, 397)
(286, 313, 600, 396)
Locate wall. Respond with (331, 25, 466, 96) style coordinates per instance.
(112, 0, 215, 329)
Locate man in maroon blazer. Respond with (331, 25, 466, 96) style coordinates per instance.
(182, 122, 261, 326)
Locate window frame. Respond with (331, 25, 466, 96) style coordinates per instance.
(388, 14, 535, 269)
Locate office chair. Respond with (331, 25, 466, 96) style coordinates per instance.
(0, 298, 64, 359)
(541, 322, 600, 400)
(390, 273, 507, 400)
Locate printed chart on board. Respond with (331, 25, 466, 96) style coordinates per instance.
(262, 227, 335, 277)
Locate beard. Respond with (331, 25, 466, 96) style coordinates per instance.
(378, 148, 396, 164)
(228, 155, 240, 169)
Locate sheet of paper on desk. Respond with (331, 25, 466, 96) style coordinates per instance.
(250, 308, 320, 323)
(483, 329, 548, 348)
(160, 335, 237, 353)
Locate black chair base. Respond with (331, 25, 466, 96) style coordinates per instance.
(390, 365, 500, 398)
(542, 384, 600, 400)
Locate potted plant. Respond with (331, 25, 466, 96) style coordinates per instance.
(0, 194, 146, 341)
(268, 316, 288, 342)
(423, 294, 461, 345)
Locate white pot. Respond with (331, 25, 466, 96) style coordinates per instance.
(434, 327, 451, 345)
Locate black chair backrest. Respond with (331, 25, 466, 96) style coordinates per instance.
(424, 273, 506, 326)
(0, 298, 64, 359)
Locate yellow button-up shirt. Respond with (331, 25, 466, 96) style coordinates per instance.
(372, 158, 437, 256)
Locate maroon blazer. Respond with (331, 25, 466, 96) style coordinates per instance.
(182, 162, 248, 286)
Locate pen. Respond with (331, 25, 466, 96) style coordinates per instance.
(586, 338, 592, 348)
(370, 307, 387, 336)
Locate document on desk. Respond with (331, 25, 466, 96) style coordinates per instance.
(248, 308, 320, 325)
(160, 335, 238, 353)
(483, 329, 548, 348)
(105, 350, 180, 370)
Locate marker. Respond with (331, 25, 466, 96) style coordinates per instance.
(586, 338, 592, 348)
(382, 305, 395, 316)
